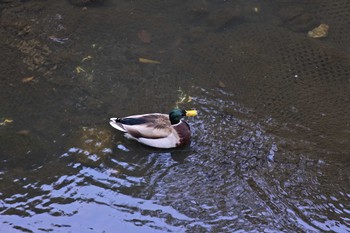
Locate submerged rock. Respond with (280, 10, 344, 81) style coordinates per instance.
(278, 6, 317, 32)
(206, 7, 243, 30)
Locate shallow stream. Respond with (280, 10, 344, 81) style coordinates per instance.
(0, 1, 349, 232)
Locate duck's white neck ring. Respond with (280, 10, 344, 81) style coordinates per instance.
(172, 120, 183, 126)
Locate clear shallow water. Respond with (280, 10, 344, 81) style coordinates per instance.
(1, 1, 350, 232)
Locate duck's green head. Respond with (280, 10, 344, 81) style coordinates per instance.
(169, 109, 197, 124)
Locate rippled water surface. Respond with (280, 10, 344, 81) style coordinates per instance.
(1, 1, 350, 232)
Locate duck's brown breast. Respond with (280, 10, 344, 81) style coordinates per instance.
(173, 121, 191, 147)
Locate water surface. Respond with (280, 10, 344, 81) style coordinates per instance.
(0, 0, 349, 232)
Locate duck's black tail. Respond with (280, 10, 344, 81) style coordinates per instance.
(112, 117, 122, 122)
(109, 118, 126, 132)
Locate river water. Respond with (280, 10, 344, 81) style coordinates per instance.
(0, 1, 349, 232)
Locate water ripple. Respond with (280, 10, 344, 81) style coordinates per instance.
(1, 87, 349, 232)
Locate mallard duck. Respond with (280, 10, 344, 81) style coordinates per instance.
(109, 109, 197, 148)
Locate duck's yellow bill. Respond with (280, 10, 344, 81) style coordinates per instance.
(185, 110, 197, 117)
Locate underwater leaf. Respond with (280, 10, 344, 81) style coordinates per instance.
(138, 30, 152, 43)
(75, 66, 86, 73)
(82, 55, 92, 62)
(17, 130, 30, 135)
(0, 119, 13, 126)
(22, 76, 34, 83)
(218, 81, 226, 88)
(139, 57, 160, 64)
(308, 24, 329, 38)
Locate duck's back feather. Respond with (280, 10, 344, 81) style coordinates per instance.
(110, 113, 172, 139)
(110, 114, 192, 148)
